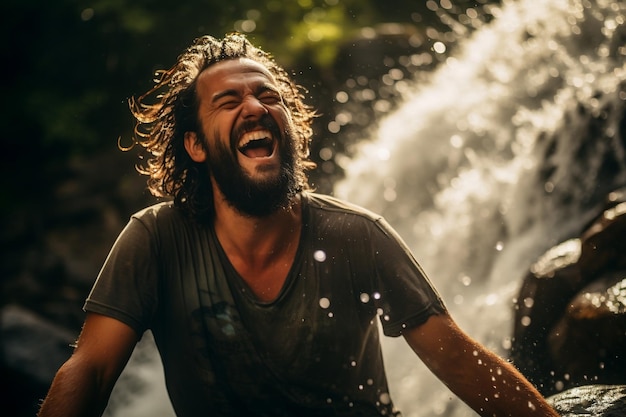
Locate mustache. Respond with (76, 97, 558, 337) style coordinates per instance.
(231, 114, 280, 146)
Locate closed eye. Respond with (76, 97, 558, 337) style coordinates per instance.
(257, 86, 282, 104)
(218, 99, 241, 109)
(212, 89, 241, 109)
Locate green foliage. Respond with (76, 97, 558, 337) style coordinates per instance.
(3, 0, 496, 152)
(1, 0, 500, 214)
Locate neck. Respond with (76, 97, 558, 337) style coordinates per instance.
(210, 182, 303, 302)
(212, 186, 302, 263)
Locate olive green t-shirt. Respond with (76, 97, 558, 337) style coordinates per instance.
(85, 192, 446, 416)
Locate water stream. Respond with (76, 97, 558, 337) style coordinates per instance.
(335, 0, 626, 415)
(106, 0, 626, 416)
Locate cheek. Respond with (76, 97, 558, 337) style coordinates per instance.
(204, 116, 233, 145)
(271, 107, 294, 132)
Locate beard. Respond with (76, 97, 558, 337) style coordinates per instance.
(200, 115, 300, 218)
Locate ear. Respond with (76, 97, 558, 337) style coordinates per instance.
(184, 131, 207, 163)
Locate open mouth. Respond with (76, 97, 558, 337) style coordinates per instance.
(238, 129, 275, 158)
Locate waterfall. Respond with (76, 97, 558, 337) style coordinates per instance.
(334, 0, 626, 415)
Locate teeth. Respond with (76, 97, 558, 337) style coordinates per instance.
(238, 130, 272, 149)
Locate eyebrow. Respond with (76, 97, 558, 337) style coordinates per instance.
(211, 84, 279, 104)
(211, 89, 239, 103)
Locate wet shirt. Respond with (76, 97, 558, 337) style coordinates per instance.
(85, 192, 446, 417)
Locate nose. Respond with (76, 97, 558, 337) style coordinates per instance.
(241, 96, 268, 119)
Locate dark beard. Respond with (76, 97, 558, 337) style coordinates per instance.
(201, 116, 299, 217)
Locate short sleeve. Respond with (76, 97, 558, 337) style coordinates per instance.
(84, 216, 159, 336)
(370, 218, 447, 337)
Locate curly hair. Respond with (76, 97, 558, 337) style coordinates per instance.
(125, 33, 317, 221)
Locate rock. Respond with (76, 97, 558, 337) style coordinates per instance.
(547, 385, 626, 417)
(548, 273, 626, 387)
(1, 304, 77, 417)
(510, 238, 587, 394)
(511, 189, 626, 395)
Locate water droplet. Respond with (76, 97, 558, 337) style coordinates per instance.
(360, 293, 370, 303)
(319, 147, 333, 161)
(319, 297, 330, 309)
(81, 8, 95, 21)
(335, 91, 349, 103)
(460, 275, 472, 286)
(314, 250, 327, 262)
(373, 292, 381, 300)
(433, 41, 447, 54)
(501, 338, 512, 350)
(450, 134, 464, 148)
(379, 392, 391, 405)
(485, 293, 498, 305)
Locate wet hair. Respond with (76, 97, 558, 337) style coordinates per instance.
(126, 33, 316, 221)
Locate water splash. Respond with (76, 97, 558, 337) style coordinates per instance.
(335, 0, 626, 415)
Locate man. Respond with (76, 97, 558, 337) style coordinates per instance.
(38, 33, 559, 417)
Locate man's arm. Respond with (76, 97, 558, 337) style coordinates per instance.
(38, 312, 139, 417)
(403, 313, 559, 417)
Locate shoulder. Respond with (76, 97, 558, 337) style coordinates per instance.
(303, 192, 410, 247)
(302, 192, 400, 241)
(120, 201, 196, 245)
(114, 201, 197, 257)
(130, 201, 187, 228)
(303, 192, 383, 222)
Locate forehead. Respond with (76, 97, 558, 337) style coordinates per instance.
(196, 58, 278, 97)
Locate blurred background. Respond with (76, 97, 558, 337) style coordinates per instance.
(3, 0, 626, 416)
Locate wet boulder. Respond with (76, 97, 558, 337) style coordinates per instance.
(510, 189, 626, 395)
(547, 385, 626, 417)
(1, 304, 76, 417)
(548, 273, 626, 387)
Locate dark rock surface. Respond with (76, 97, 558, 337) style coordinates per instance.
(547, 385, 626, 417)
(548, 273, 626, 387)
(1, 305, 77, 417)
(511, 188, 626, 396)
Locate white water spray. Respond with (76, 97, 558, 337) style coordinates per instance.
(335, 0, 626, 416)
